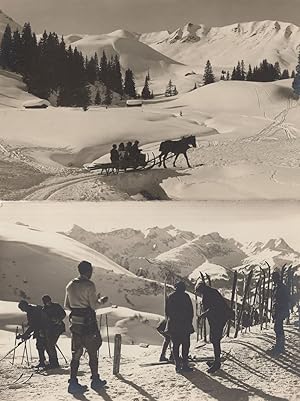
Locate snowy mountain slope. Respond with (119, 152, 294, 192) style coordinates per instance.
(0, 69, 41, 109)
(64, 29, 182, 76)
(160, 79, 296, 119)
(66, 225, 196, 264)
(139, 20, 300, 71)
(241, 238, 300, 273)
(0, 223, 166, 315)
(0, 9, 21, 38)
(64, 225, 300, 285)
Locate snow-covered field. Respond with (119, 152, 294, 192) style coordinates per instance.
(1, 68, 300, 200)
(0, 309, 299, 401)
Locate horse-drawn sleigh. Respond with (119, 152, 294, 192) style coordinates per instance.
(85, 135, 196, 175)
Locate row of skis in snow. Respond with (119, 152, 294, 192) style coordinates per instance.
(193, 263, 298, 343)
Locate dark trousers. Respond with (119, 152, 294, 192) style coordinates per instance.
(274, 315, 285, 350)
(274, 316, 284, 337)
(36, 335, 47, 363)
(70, 330, 102, 380)
(209, 319, 226, 364)
(171, 333, 190, 368)
(212, 340, 221, 363)
(46, 332, 60, 365)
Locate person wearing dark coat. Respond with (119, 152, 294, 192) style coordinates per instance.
(125, 142, 133, 161)
(42, 295, 66, 368)
(271, 271, 291, 354)
(110, 144, 119, 165)
(165, 281, 194, 373)
(195, 281, 232, 373)
(17, 300, 49, 368)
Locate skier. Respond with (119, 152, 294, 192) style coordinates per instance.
(64, 260, 108, 394)
(165, 281, 194, 373)
(270, 271, 291, 355)
(195, 281, 233, 373)
(110, 144, 119, 165)
(17, 300, 49, 368)
(42, 295, 66, 368)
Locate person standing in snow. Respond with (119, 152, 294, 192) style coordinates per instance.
(41, 295, 66, 369)
(165, 281, 194, 373)
(64, 261, 108, 394)
(270, 271, 291, 355)
(195, 281, 233, 373)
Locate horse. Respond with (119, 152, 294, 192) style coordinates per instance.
(158, 135, 196, 168)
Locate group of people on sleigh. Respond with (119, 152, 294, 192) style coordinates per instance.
(110, 140, 146, 167)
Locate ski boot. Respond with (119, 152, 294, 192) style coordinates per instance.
(68, 378, 88, 394)
(33, 361, 46, 369)
(91, 375, 107, 391)
(207, 360, 221, 374)
(181, 364, 193, 373)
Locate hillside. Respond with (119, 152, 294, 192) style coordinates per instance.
(0, 70, 41, 109)
(0, 9, 21, 39)
(0, 222, 166, 315)
(64, 29, 182, 77)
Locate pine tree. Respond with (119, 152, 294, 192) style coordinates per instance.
(99, 51, 108, 85)
(141, 75, 151, 99)
(123, 68, 136, 98)
(112, 55, 123, 95)
(274, 62, 281, 80)
(203, 60, 215, 85)
(291, 70, 296, 79)
(165, 79, 178, 96)
(11, 29, 22, 72)
(95, 89, 101, 105)
(292, 52, 300, 97)
(281, 69, 290, 79)
(231, 67, 237, 80)
(241, 60, 246, 80)
(246, 65, 253, 81)
(226, 71, 230, 81)
(104, 86, 112, 105)
(0, 24, 13, 69)
(86, 55, 98, 84)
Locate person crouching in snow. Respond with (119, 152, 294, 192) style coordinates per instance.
(65, 260, 108, 394)
(17, 300, 49, 368)
(195, 280, 233, 373)
(165, 281, 194, 373)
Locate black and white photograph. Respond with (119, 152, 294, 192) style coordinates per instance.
(0, 1, 299, 400)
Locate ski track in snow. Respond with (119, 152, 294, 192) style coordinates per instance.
(0, 326, 299, 401)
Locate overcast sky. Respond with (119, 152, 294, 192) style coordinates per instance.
(1, 0, 300, 35)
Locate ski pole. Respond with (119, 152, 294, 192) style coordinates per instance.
(0, 340, 27, 362)
(12, 326, 19, 365)
(55, 344, 68, 365)
(105, 314, 111, 358)
(21, 323, 30, 366)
